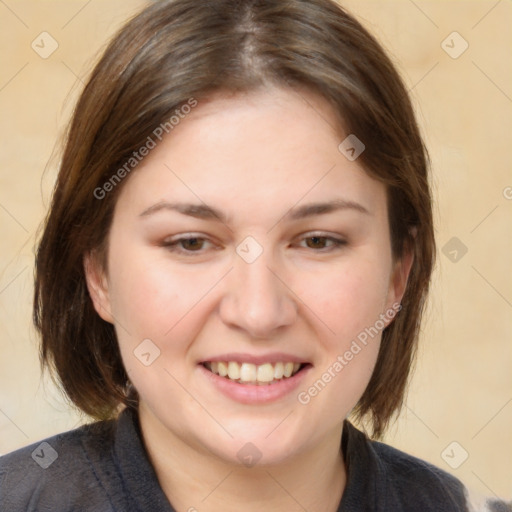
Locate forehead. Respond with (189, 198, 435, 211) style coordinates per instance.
(115, 86, 387, 220)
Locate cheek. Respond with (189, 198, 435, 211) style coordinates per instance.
(297, 255, 392, 345)
(106, 246, 211, 398)
(295, 265, 387, 421)
(107, 241, 218, 338)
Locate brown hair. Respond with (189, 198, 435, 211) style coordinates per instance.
(34, 0, 435, 438)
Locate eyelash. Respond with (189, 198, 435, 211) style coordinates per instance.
(297, 235, 347, 251)
(161, 236, 215, 254)
(161, 233, 347, 255)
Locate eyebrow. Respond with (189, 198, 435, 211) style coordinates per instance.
(286, 199, 370, 220)
(139, 202, 228, 223)
(138, 199, 370, 222)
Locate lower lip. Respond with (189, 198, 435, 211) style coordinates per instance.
(198, 364, 311, 404)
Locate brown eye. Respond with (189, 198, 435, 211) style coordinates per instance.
(297, 234, 347, 251)
(180, 237, 205, 251)
(305, 236, 330, 249)
(162, 235, 213, 254)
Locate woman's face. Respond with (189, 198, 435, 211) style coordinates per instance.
(86, 87, 410, 465)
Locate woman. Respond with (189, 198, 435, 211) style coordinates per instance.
(0, 0, 484, 510)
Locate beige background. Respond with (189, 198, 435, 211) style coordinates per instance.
(0, 0, 510, 503)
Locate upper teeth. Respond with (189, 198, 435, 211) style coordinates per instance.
(206, 361, 301, 384)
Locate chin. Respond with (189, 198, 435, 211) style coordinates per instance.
(195, 422, 313, 468)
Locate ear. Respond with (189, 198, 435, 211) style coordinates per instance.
(385, 230, 416, 314)
(83, 251, 114, 324)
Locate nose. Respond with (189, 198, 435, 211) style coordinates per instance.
(219, 251, 298, 339)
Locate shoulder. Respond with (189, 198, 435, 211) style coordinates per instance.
(371, 438, 468, 508)
(0, 417, 117, 512)
(342, 422, 470, 511)
(374, 445, 512, 512)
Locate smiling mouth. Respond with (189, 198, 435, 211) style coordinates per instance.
(202, 361, 308, 385)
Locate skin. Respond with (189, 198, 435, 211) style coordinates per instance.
(85, 86, 413, 512)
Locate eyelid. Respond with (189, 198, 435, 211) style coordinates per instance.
(162, 232, 209, 243)
(161, 233, 219, 254)
(293, 231, 348, 249)
(296, 230, 347, 241)
(159, 231, 347, 255)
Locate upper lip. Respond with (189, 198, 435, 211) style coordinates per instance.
(200, 352, 310, 365)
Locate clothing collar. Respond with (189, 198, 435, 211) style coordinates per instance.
(338, 420, 383, 511)
(114, 407, 380, 511)
(114, 407, 176, 512)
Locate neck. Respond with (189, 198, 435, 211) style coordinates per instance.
(139, 406, 346, 512)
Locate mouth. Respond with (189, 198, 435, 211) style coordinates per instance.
(201, 361, 309, 386)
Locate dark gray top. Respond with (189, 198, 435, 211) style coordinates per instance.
(0, 407, 470, 511)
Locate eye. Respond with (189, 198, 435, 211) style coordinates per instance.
(161, 235, 214, 254)
(178, 237, 206, 251)
(297, 234, 347, 251)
